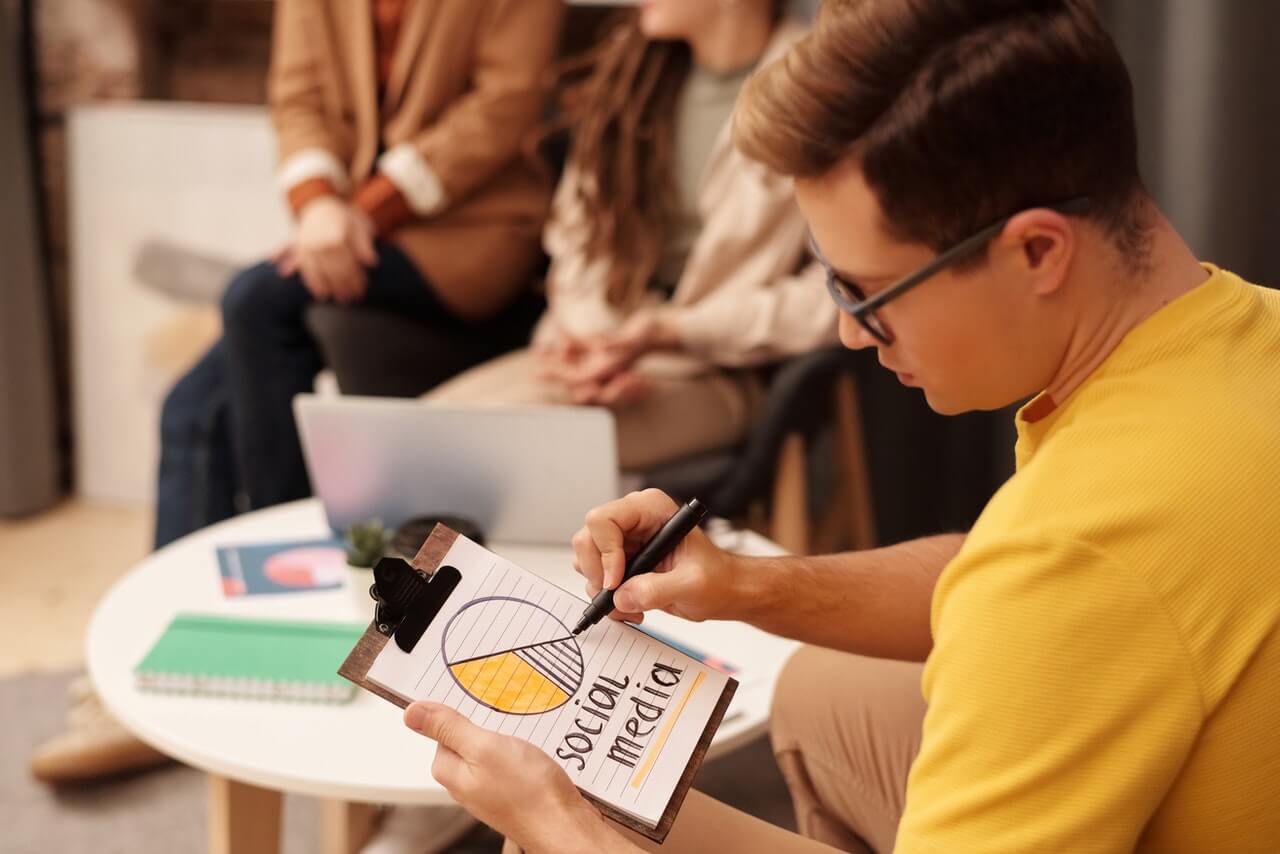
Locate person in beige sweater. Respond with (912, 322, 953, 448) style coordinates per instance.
(428, 0, 837, 470)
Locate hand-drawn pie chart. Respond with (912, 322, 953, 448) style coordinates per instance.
(442, 597, 584, 715)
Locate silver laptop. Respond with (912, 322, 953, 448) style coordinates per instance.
(294, 394, 619, 545)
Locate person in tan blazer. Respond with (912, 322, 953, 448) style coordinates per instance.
(271, 0, 563, 320)
(152, 0, 565, 550)
(28, 0, 564, 795)
(428, 1, 837, 470)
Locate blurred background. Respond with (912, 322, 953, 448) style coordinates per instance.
(1, 0, 1277, 850)
(5, 0, 1279, 524)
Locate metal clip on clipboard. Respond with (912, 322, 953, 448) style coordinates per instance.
(367, 557, 462, 653)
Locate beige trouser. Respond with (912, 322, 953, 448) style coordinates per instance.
(503, 647, 926, 854)
(425, 348, 759, 470)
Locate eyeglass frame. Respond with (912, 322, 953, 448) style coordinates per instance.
(809, 196, 1092, 345)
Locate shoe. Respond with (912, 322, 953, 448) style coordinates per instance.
(359, 805, 478, 854)
(29, 679, 173, 784)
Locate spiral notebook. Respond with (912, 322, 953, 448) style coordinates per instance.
(135, 614, 365, 703)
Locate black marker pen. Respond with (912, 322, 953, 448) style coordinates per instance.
(571, 498, 708, 636)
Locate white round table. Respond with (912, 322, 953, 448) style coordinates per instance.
(87, 499, 799, 853)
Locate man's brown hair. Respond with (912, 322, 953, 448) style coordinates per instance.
(734, 0, 1149, 260)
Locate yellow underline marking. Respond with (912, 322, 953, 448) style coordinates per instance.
(629, 671, 706, 790)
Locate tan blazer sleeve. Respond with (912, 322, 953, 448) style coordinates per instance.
(268, 0, 350, 195)
(406, 0, 563, 207)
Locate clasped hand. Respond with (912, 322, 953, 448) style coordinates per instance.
(535, 313, 678, 406)
(275, 197, 377, 304)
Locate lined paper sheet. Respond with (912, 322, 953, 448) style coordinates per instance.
(367, 535, 731, 827)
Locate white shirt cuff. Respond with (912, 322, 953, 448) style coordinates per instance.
(377, 143, 448, 217)
(276, 148, 350, 195)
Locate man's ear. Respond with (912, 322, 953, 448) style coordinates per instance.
(997, 208, 1076, 296)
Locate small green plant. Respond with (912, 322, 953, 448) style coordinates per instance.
(344, 519, 389, 568)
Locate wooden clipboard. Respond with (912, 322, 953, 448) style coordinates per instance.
(338, 524, 737, 843)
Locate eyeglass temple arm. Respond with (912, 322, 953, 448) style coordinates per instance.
(856, 197, 1091, 315)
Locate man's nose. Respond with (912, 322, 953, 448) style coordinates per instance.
(838, 313, 879, 350)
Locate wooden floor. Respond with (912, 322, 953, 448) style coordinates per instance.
(0, 500, 150, 678)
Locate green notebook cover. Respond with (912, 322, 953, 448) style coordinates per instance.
(135, 613, 366, 703)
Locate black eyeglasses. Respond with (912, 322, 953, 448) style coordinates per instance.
(810, 197, 1091, 345)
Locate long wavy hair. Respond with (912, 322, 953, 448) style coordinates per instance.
(551, 7, 789, 308)
(549, 13, 693, 308)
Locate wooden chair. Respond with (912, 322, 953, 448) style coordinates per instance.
(642, 347, 876, 555)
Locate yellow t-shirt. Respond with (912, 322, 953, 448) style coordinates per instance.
(897, 264, 1280, 853)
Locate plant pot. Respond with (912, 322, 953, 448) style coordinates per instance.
(345, 563, 377, 622)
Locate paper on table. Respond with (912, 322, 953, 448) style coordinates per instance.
(366, 535, 731, 827)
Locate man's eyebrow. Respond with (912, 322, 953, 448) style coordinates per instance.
(807, 232, 894, 286)
(831, 263, 867, 284)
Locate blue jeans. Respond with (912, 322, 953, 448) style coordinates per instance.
(154, 242, 459, 548)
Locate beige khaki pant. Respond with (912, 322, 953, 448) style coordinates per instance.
(426, 348, 759, 470)
(503, 647, 925, 854)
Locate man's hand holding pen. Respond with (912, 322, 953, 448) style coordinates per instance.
(570, 489, 742, 627)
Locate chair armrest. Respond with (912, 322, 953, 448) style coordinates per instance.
(708, 347, 863, 517)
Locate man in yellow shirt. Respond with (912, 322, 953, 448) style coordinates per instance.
(386, 1, 1280, 852)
